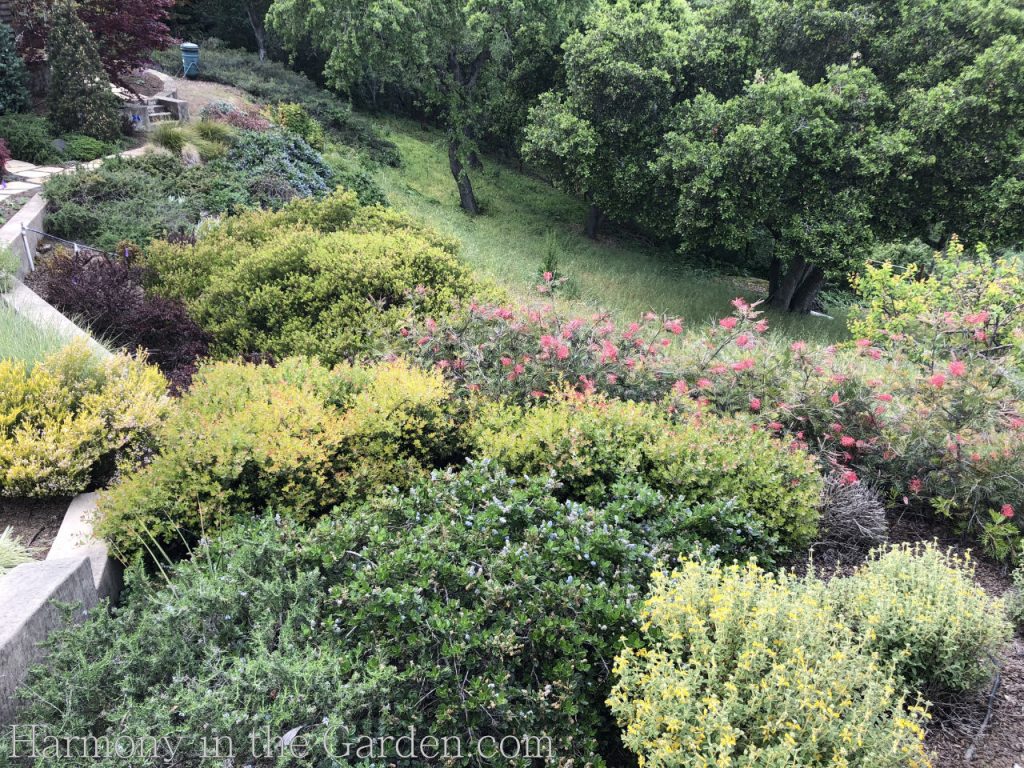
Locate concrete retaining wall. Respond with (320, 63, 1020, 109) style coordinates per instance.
(0, 556, 99, 723)
(0, 193, 46, 279)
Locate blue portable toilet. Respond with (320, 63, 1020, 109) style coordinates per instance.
(180, 42, 200, 78)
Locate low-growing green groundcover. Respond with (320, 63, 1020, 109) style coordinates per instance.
(43, 130, 335, 251)
(6, 475, 1011, 768)
(7, 464, 805, 768)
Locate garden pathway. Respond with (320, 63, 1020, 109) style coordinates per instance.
(0, 150, 148, 201)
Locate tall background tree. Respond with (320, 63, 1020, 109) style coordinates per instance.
(267, 0, 590, 214)
(47, 0, 121, 139)
(520, 0, 1024, 310)
(523, 0, 691, 238)
(11, 0, 174, 85)
(171, 0, 272, 61)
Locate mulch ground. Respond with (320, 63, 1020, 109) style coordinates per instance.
(793, 511, 1023, 767)
(0, 497, 71, 561)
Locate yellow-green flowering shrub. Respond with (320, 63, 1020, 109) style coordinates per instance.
(608, 559, 933, 768)
(96, 357, 464, 561)
(851, 238, 1024, 369)
(272, 102, 325, 150)
(834, 543, 1012, 694)
(474, 396, 822, 556)
(0, 344, 168, 497)
(142, 190, 477, 364)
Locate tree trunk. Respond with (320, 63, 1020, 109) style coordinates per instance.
(448, 139, 481, 215)
(767, 254, 826, 313)
(246, 3, 267, 61)
(584, 195, 602, 239)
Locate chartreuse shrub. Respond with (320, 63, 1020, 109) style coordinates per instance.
(95, 357, 465, 561)
(12, 463, 758, 768)
(608, 559, 933, 768)
(273, 102, 325, 150)
(0, 344, 168, 497)
(475, 396, 822, 557)
(833, 543, 1012, 695)
(142, 190, 478, 363)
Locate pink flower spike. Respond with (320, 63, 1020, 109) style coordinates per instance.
(948, 360, 966, 377)
(719, 317, 738, 330)
(1001, 503, 1015, 518)
(929, 373, 947, 388)
(749, 397, 761, 412)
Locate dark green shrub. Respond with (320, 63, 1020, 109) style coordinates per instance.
(142, 190, 476, 363)
(95, 357, 465, 560)
(16, 462, 747, 767)
(0, 114, 58, 164)
(43, 153, 197, 249)
(0, 22, 29, 116)
(324, 144, 387, 205)
(474, 396, 822, 557)
(58, 133, 118, 161)
(47, 1, 122, 141)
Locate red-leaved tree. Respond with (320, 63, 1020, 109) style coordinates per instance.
(12, 0, 174, 84)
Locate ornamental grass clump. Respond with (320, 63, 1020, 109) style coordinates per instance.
(833, 543, 1013, 695)
(608, 559, 934, 768)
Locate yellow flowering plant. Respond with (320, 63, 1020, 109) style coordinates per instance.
(608, 559, 933, 768)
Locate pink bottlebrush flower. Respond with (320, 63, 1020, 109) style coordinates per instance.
(909, 477, 923, 493)
(755, 320, 769, 333)
(830, 391, 841, 405)
(840, 471, 859, 486)
(768, 421, 784, 431)
(965, 310, 990, 325)
(599, 340, 619, 363)
(606, 373, 619, 385)
(543, 271, 554, 282)
(719, 317, 738, 330)
(556, 343, 570, 360)
(948, 360, 967, 377)
(731, 297, 748, 310)
(500, 357, 514, 367)
(790, 341, 807, 353)
(749, 397, 761, 411)
(664, 319, 684, 335)
(929, 373, 947, 388)
(877, 393, 893, 402)
(1001, 503, 1015, 519)
(696, 378, 713, 389)
(673, 379, 689, 395)
(731, 358, 755, 372)
(840, 435, 856, 448)
(417, 336, 431, 346)
(736, 334, 752, 348)
(855, 338, 871, 348)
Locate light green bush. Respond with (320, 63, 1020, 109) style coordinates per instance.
(0, 344, 168, 497)
(834, 543, 1013, 694)
(609, 559, 933, 768)
(273, 102, 325, 150)
(95, 357, 465, 561)
(475, 396, 822, 556)
(142, 189, 476, 363)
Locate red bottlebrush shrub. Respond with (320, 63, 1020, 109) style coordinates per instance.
(399, 275, 687, 404)
(27, 246, 209, 391)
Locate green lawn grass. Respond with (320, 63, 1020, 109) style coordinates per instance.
(370, 116, 848, 342)
(0, 303, 75, 366)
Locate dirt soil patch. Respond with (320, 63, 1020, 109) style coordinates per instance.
(0, 497, 71, 560)
(172, 76, 260, 116)
(0, 190, 34, 227)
